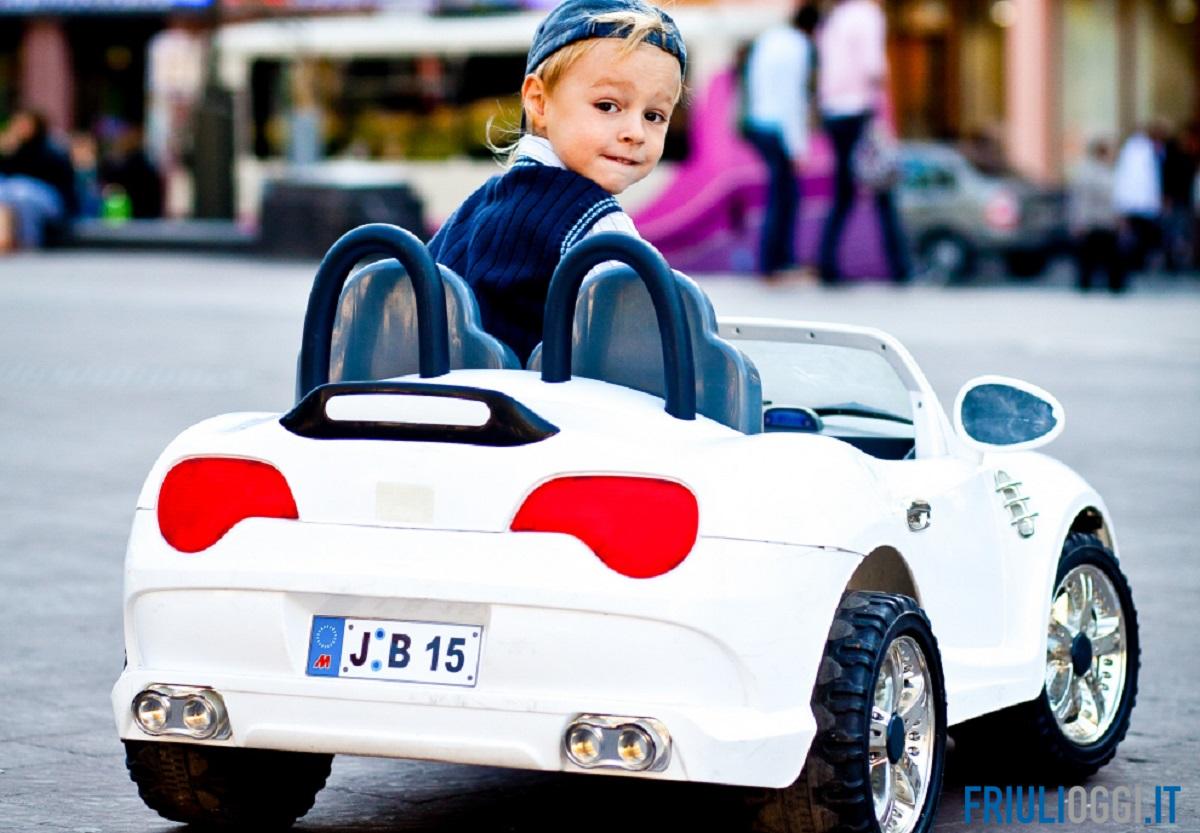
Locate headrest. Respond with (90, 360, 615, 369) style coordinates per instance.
(330, 260, 519, 383)
(529, 265, 761, 433)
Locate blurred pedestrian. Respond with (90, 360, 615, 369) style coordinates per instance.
(1113, 124, 1163, 273)
(0, 110, 78, 248)
(69, 132, 102, 219)
(816, 0, 909, 285)
(740, 3, 818, 281)
(101, 125, 165, 219)
(1068, 139, 1125, 293)
(1161, 122, 1199, 272)
(428, 0, 686, 363)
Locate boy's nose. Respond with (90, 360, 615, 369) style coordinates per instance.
(618, 114, 645, 144)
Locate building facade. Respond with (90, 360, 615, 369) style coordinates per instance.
(4, 0, 1194, 215)
(886, 0, 1200, 182)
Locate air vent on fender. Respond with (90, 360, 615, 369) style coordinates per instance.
(995, 470, 1037, 538)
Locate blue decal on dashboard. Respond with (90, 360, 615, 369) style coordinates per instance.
(307, 617, 344, 677)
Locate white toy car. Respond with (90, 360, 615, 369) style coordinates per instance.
(113, 226, 1139, 833)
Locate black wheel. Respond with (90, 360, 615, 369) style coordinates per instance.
(915, 231, 975, 284)
(124, 739, 333, 829)
(953, 533, 1139, 782)
(743, 592, 948, 833)
(1003, 249, 1048, 278)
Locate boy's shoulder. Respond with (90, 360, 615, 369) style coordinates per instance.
(430, 161, 625, 258)
(481, 161, 624, 225)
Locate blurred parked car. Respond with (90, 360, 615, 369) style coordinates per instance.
(898, 142, 1067, 282)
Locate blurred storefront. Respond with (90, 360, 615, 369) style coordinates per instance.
(3, 0, 1193, 222)
(0, 0, 599, 218)
(1, 1, 216, 220)
(885, 0, 1200, 182)
(213, 1, 759, 222)
(0, 1, 214, 135)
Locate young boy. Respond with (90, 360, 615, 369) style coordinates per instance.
(427, 0, 686, 363)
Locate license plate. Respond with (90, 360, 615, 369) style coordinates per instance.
(306, 616, 483, 687)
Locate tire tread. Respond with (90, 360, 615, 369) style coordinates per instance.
(746, 591, 946, 833)
(125, 740, 332, 829)
(953, 533, 1140, 783)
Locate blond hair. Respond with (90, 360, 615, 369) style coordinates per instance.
(488, 9, 684, 164)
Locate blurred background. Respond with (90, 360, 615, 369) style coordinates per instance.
(0, 0, 1197, 280)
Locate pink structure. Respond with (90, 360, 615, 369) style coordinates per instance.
(632, 69, 890, 279)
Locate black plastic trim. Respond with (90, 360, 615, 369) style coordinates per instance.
(280, 382, 559, 447)
(540, 232, 696, 421)
(297, 224, 450, 401)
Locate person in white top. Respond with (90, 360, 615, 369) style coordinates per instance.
(1113, 129, 1162, 218)
(1113, 125, 1164, 274)
(740, 3, 819, 279)
(815, 0, 910, 284)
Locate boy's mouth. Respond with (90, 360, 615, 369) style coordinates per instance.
(602, 155, 640, 167)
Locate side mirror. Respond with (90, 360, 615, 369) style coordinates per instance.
(953, 375, 1065, 452)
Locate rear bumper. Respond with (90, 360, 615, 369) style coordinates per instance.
(113, 511, 862, 787)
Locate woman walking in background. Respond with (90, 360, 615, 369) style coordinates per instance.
(1113, 124, 1164, 274)
(816, 0, 909, 285)
(740, 3, 819, 281)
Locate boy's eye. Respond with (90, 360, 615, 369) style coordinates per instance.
(645, 111, 669, 125)
(595, 101, 618, 113)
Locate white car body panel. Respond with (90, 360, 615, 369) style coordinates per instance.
(114, 316, 1113, 788)
(115, 508, 863, 787)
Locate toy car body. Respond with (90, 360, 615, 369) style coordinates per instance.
(114, 226, 1137, 833)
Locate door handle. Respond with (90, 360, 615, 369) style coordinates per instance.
(907, 500, 931, 531)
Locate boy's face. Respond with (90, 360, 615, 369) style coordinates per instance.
(524, 39, 681, 195)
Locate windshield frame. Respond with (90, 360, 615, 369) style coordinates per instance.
(719, 317, 953, 459)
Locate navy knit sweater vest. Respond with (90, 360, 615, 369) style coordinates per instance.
(427, 160, 621, 363)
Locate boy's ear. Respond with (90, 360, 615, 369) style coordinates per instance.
(522, 75, 548, 133)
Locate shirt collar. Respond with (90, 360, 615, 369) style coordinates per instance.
(515, 134, 565, 169)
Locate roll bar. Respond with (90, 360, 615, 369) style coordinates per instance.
(296, 224, 449, 400)
(540, 233, 696, 421)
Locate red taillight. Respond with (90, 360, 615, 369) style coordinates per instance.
(157, 458, 298, 553)
(510, 476, 699, 579)
(984, 190, 1020, 231)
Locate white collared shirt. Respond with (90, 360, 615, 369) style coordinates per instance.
(1113, 133, 1163, 217)
(514, 135, 642, 240)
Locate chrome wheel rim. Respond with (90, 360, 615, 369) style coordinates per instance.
(869, 636, 935, 833)
(1046, 564, 1128, 745)
(930, 240, 965, 272)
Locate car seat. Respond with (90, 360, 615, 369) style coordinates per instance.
(329, 260, 520, 383)
(529, 266, 762, 434)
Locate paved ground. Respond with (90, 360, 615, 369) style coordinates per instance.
(0, 251, 1197, 832)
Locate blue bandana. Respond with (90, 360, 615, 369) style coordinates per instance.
(525, 0, 687, 78)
